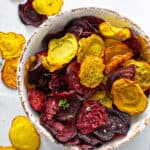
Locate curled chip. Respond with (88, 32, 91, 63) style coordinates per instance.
(2, 58, 19, 89)
(111, 78, 148, 115)
(124, 59, 150, 91)
(0, 147, 16, 150)
(104, 43, 133, 73)
(104, 38, 122, 48)
(9, 116, 40, 150)
(42, 33, 78, 72)
(77, 34, 105, 62)
(79, 56, 105, 88)
(99, 22, 131, 41)
(0, 32, 25, 59)
(32, 0, 63, 16)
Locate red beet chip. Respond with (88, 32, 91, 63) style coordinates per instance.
(40, 98, 59, 122)
(66, 61, 96, 100)
(18, 0, 47, 27)
(78, 133, 102, 146)
(79, 144, 95, 150)
(107, 65, 136, 89)
(41, 119, 77, 143)
(28, 88, 46, 112)
(67, 137, 81, 145)
(93, 109, 130, 141)
(76, 101, 108, 134)
(124, 32, 142, 57)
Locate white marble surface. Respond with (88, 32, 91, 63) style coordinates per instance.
(0, 0, 150, 149)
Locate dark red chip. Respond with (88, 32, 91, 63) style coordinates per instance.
(55, 98, 81, 122)
(28, 88, 46, 112)
(40, 98, 59, 122)
(107, 65, 136, 89)
(78, 133, 102, 146)
(18, 0, 47, 27)
(40, 119, 77, 142)
(76, 101, 108, 134)
(93, 109, 130, 141)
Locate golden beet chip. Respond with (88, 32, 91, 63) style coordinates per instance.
(111, 78, 148, 115)
(87, 90, 106, 101)
(0, 32, 25, 59)
(2, 58, 19, 89)
(77, 34, 105, 62)
(99, 22, 131, 41)
(9, 116, 40, 150)
(104, 38, 123, 48)
(42, 33, 78, 72)
(79, 56, 105, 88)
(104, 43, 133, 73)
(32, 0, 63, 16)
(124, 59, 150, 91)
(0, 147, 15, 150)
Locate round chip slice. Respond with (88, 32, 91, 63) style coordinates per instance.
(77, 34, 105, 62)
(0, 147, 16, 150)
(32, 0, 63, 16)
(79, 56, 105, 88)
(111, 78, 148, 115)
(99, 22, 131, 41)
(9, 116, 40, 150)
(42, 33, 78, 72)
(2, 58, 19, 89)
(0, 32, 25, 59)
(124, 59, 150, 91)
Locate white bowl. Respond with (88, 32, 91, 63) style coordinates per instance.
(17, 7, 150, 150)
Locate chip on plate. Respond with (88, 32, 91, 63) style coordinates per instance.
(0, 147, 15, 150)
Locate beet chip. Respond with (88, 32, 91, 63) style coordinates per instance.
(28, 88, 46, 112)
(125, 32, 142, 57)
(78, 133, 102, 146)
(107, 65, 136, 89)
(66, 61, 96, 100)
(18, 0, 47, 27)
(40, 119, 77, 143)
(40, 98, 59, 122)
(94, 109, 130, 141)
(76, 101, 108, 134)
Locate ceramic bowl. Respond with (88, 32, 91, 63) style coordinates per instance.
(17, 7, 150, 150)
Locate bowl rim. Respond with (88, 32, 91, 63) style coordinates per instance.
(17, 7, 150, 150)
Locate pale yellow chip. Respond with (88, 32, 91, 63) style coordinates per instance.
(0, 146, 16, 150)
(99, 22, 131, 41)
(32, 0, 63, 16)
(2, 58, 19, 89)
(42, 33, 78, 72)
(79, 55, 105, 88)
(77, 34, 105, 62)
(99, 95, 113, 108)
(124, 59, 150, 91)
(111, 78, 148, 115)
(9, 116, 40, 150)
(0, 32, 25, 59)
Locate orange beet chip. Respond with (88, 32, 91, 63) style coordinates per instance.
(104, 38, 123, 48)
(0, 32, 25, 59)
(99, 22, 131, 41)
(104, 43, 133, 73)
(111, 78, 148, 115)
(2, 58, 19, 89)
(32, 0, 63, 16)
